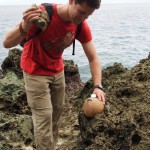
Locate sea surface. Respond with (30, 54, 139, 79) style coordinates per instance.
(0, 3, 150, 82)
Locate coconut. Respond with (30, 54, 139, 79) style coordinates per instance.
(82, 97, 104, 118)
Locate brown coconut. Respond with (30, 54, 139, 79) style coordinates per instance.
(82, 97, 104, 118)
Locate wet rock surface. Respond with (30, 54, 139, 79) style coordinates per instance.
(0, 48, 150, 150)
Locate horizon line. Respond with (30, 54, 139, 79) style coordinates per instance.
(0, 2, 150, 6)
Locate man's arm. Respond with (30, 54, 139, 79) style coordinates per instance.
(82, 40, 106, 104)
(3, 6, 41, 48)
(3, 25, 26, 48)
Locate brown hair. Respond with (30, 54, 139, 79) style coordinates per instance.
(75, 0, 101, 9)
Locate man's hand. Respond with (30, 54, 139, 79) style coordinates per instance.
(3, 5, 42, 48)
(22, 5, 42, 32)
(93, 88, 106, 104)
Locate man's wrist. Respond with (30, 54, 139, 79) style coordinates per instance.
(19, 22, 27, 36)
(94, 84, 104, 91)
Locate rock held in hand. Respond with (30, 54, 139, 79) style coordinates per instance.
(32, 4, 50, 30)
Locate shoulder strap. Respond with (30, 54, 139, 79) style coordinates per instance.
(72, 22, 82, 55)
(42, 3, 53, 20)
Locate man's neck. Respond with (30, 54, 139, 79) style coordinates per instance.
(57, 4, 72, 23)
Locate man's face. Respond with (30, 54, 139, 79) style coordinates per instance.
(68, 0, 95, 25)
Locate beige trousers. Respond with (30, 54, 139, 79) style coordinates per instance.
(23, 71, 65, 150)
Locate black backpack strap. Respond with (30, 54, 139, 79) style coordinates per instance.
(72, 22, 82, 55)
(42, 3, 53, 20)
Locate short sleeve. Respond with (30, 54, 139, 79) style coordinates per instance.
(76, 21, 92, 44)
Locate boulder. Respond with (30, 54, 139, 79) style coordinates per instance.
(0, 48, 83, 149)
(78, 53, 150, 150)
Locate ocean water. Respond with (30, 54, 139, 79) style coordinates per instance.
(0, 4, 150, 82)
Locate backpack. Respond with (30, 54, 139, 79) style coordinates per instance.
(20, 3, 82, 55)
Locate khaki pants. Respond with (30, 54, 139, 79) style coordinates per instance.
(23, 71, 65, 150)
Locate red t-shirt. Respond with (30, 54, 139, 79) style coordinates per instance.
(21, 4, 92, 76)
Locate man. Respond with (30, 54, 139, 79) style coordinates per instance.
(3, 0, 105, 149)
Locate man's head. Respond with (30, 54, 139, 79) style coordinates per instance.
(75, 0, 101, 9)
(68, 0, 101, 25)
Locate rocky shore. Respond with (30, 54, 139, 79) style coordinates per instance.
(0, 48, 150, 150)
